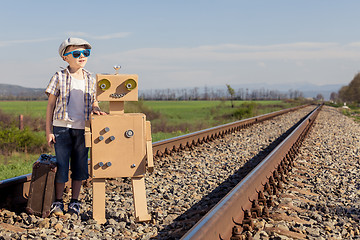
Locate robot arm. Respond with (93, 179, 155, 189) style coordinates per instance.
(146, 121, 154, 173)
(85, 120, 92, 148)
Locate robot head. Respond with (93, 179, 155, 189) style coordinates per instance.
(96, 69, 138, 102)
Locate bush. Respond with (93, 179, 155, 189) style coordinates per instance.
(125, 101, 162, 120)
(0, 108, 46, 132)
(0, 109, 15, 127)
(232, 102, 258, 119)
(0, 125, 49, 155)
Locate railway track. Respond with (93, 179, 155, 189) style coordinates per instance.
(247, 106, 360, 239)
(181, 104, 322, 239)
(0, 104, 323, 239)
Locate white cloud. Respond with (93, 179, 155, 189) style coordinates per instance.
(65, 32, 89, 37)
(295, 61, 304, 67)
(0, 37, 56, 47)
(347, 42, 360, 47)
(1, 40, 358, 89)
(111, 42, 360, 62)
(197, 42, 339, 51)
(258, 62, 266, 68)
(0, 32, 131, 48)
(91, 32, 132, 40)
(88, 42, 360, 89)
(66, 32, 131, 40)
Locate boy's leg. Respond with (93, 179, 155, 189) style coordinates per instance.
(52, 127, 72, 215)
(69, 128, 89, 199)
(68, 128, 89, 215)
(71, 180, 83, 200)
(68, 179, 83, 215)
(55, 182, 66, 199)
(53, 126, 72, 186)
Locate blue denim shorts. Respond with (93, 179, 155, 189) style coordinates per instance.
(53, 126, 89, 183)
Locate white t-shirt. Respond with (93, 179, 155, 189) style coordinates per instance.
(53, 76, 85, 129)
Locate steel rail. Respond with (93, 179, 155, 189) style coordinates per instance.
(0, 104, 308, 209)
(181, 104, 322, 240)
(151, 105, 307, 157)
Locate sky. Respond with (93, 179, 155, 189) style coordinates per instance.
(1, 0, 360, 92)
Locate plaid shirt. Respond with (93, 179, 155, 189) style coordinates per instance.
(45, 67, 96, 121)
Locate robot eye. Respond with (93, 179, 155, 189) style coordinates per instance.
(98, 79, 111, 90)
(124, 79, 137, 91)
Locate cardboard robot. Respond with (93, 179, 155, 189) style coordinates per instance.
(85, 66, 154, 224)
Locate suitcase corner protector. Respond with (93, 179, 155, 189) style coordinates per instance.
(25, 206, 34, 215)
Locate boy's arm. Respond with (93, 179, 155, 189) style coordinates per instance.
(46, 94, 57, 147)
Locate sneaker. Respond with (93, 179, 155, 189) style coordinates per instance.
(68, 201, 81, 215)
(50, 201, 64, 216)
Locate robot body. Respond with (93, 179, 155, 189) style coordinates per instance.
(86, 71, 153, 223)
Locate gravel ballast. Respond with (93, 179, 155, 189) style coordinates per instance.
(251, 106, 360, 239)
(3, 106, 357, 239)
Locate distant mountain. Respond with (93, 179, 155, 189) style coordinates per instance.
(227, 82, 343, 100)
(0, 82, 344, 100)
(0, 84, 45, 99)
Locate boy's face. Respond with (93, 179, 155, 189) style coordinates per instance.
(62, 45, 88, 69)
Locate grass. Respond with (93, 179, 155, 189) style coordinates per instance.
(152, 131, 188, 142)
(0, 101, 47, 118)
(0, 99, 304, 179)
(141, 100, 296, 132)
(0, 100, 296, 136)
(0, 153, 40, 180)
(341, 107, 360, 122)
(326, 102, 360, 123)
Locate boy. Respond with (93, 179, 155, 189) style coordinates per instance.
(45, 37, 105, 216)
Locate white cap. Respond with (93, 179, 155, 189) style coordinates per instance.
(58, 37, 92, 57)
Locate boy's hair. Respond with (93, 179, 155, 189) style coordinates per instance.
(59, 37, 92, 57)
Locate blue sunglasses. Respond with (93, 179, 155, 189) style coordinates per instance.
(64, 49, 91, 58)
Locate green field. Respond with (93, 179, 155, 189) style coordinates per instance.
(0, 100, 298, 143)
(0, 99, 303, 180)
(0, 100, 47, 118)
(143, 100, 293, 124)
(0, 100, 293, 117)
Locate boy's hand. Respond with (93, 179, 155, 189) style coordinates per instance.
(47, 133, 56, 147)
(92, 107, 107, 115)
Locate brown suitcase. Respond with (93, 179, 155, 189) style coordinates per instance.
(26, 154, 57, 218)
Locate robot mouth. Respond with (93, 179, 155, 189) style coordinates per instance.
(110, 93, 127, 98)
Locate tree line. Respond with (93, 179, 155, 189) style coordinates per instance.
(0, 86, 306, 101)
(139, 87, 304, 101)
(333, 72, 360, 103)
